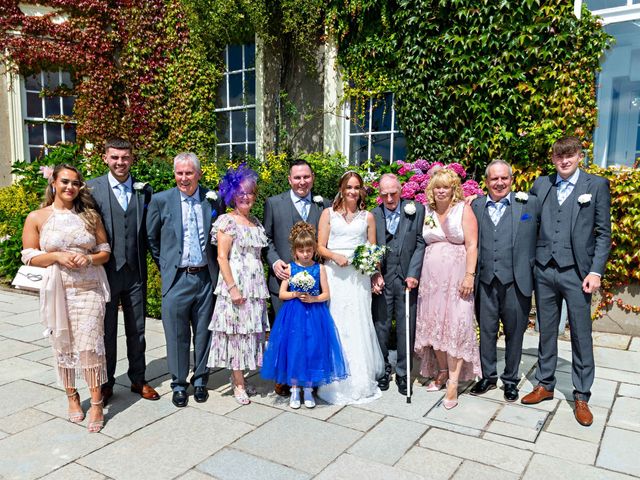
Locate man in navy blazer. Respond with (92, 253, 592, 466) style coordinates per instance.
(146, 152, 224, 407)
(521, 136, 611, 427)
(87, 138, 159, 404)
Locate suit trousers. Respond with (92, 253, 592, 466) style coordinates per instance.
(372, 276, 417, 378)
(534, 262, 594, 401)
(162, 269, 213, 391)
(475, 278, 530, 386)
(103, 265, 146, 387)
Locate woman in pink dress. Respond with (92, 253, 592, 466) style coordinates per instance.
(414, 168, 480, 409)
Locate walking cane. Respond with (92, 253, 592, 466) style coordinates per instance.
(405, 287, 411, 404)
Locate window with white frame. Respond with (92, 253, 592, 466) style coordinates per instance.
(23, 70, 76, 162)
(345, 93, 406, 165)
(215, 44, 256, 159)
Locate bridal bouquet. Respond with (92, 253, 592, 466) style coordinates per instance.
(289, 270, 315, 292)
(351, 243, 387, 276)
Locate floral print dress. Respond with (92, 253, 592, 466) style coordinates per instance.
(207, 214, 270, 370)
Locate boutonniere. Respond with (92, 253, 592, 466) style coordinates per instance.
(133, 182, 147, 192)
(424, 214, 436, 229)
(404, 202, 416, 216)
(313, 195, 324, 205)
(578, 193, 592, 205)
(514, 192, 528, 203)
(206, 191, 218, 201)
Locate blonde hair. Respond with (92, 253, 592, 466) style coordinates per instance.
(425, 168, 464, 210)
(289, 221, 317, 259)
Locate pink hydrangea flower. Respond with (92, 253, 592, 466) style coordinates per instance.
(376, 196, 383, 205)
(446, 162, 467, 179)
(414, 159, 430, 172)
(415, 192, 427, 204)
(462, 180, 484, 197)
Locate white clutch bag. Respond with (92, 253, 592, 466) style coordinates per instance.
(12, 265, 45, 292)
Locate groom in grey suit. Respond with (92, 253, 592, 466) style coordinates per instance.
(470, 160, 539, 402)
(146, 152, 224, 407)
(522, 136, 611, 427)
(371, 173, 426, 395)
(88, 138, 159, 403)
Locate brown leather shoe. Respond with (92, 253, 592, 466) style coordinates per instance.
(574, 400, 593, 426)
(274, 383, 291, 397)
(521, 385, 554, 404)
(101, 385, 113, 406)
(131, 383, 160, 400)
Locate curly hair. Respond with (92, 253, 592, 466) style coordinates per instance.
(219, 163, 258, 207)
(332, 171, 366, 211)
(289, 221, 317, 259)
(43, 164, 101, 234)
(425, 168, 464, 210)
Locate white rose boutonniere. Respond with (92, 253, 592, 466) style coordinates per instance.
(206, 191, 218, 201)
(424, 214, 436, 229)
(578, 193, 592, 205)
(514, 192, 528, 203)
(313, 195, 324, 205)
(404, 201, 416, 215)
(133, 182, 147, 192)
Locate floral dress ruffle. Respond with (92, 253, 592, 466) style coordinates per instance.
(207, 214, 270, 370)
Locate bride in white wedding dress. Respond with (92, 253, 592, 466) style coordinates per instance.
(316, 171, 384, 405)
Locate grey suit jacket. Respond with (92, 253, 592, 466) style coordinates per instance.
(263, 190, 330, 295)
(87, 175, 152, 277)
(146, 186, 224, 295)
(372, 200, 426, 281)
(471, 194, 539, 297)
(531, 170, 611, 279)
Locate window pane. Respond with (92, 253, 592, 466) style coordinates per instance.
(47, 124, 62, 145)
(216, 111, 230, 143)
(30, 147, 43, 162)
(228, 73, 243, 107)
(245, 44, 255, 69)
(64, 123, 76, 143)
(247, 108, 255, 142)
(26, 92, 43, 118)
(45, 96, 61, 117)
(393, 133, 407, 162)
(43, 70, 59, 89)
(28, 123, 44, 145)
(228, 45, 243, 71)
(247, 143, 256, 157)
(231, 144, 245, 158)
(370, 134, 391, 164)
(245, 70, 256, 105)
(62, 96, 75, 116)
(25, 73, 41, 90)
(60, 71, 73, 88)
(231, 110, 246, 142)
(217, 77, 228, 109)
(350, 99, 368, 134)
(585, 0, 626, 9)
(349, 135, 369, 165)
(217, 145, 230, 160)
(371, 96, 393, 132)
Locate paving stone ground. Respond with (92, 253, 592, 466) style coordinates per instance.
(1, 288, 639, 479)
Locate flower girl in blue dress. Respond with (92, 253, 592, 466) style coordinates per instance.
(261, 222, 348, 409)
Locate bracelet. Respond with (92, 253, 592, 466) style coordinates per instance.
(465, 272, 476, 277)
(87, 254, 93, 266)
(227, 283, 236, 290)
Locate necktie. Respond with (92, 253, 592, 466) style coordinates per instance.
(187, 198, 203, 265)
(488, 200, 507, 226)
(387, 211, 399, 234)
(557, 180, 570, 205)
(116, 183, 128, 211)
(299, 198, 309, 221)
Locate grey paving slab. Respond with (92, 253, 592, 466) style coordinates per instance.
(0, 338, 40, 360)
(348, 416, 427, 465)
(0, 379, 61, 418)
(354, 384, 442, 422)
(191, 389, 244, 416)
(197, 447, 310, 480)
(78, 408, 252, 480)
(592, 332, 631, 350)
(596, 426, 640, 477)
(486, 420, 539, 443)
(113, 356, 169, 386)
(395, 445, 462, 480)
(178, 471, 218, 480)
(327, 405, 384, 432)
(0, 323, 47, 343)
(523, 369, 617, 409)
(18, 345, 54, 362)
(0, 300, 39, 314)
(0, 407, 53, 434)
(533, 431, 600, 465)
(233, 412, 361, 475)
(224, 401, 281, 426)
(0, 418, 111, 480)
(619, 383, 640, 398)
(594, 348, 640, 373)
(545, 402, 608, 444)
(453, 460, 519, 480)
(608, 396, 640, 432)
(596, 366, 640, 385)
(629, 337, 640, 352)
(2, 310, 41, 327)
(41, 463, 106, 479)
(425, 394, 500, 432)
(25, 366, 59, 386)
(0, 430, 7, 439)
(524, 453, 636, 480)
(145, 345, 168, 359)
(100, 394, 178, 439)
(419, 428, 532, 474)
(315, 453, 423, 480)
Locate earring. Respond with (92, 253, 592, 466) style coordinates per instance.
(52, 186, 56, 194)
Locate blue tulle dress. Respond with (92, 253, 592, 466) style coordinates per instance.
(261, 262, 349, 387)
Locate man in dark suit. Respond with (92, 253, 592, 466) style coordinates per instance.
(87, 138, 159, 404)
(146, 152, 224, 407)
(263, 159, 330, 395)
(470, 160, 539, 402)
(521, 136, 611, 427)
(371, 173, 426, 395)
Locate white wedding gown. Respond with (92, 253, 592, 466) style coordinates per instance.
(317, 208, 384, 405)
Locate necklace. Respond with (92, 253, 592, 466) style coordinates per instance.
(340, 209, 358, 223)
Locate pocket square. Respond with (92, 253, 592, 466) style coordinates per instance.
(520, 213, 531, 221)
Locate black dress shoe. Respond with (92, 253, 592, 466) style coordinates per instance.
(470, 378, 497, 396)
(194, 386, 209, 403)
(101, 385, 114, 406)
(503, 384, 519, 402)
(377, 371, 391, 391)
(172, 390, 188, 408)
(396, 375, 411, 395)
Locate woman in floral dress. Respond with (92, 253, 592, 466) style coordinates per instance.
(206, 165, 269, 405)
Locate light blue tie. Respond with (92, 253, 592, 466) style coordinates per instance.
(387, 211, 399, 235)
(557, 180, 571, 205)
(488, 200, 507, 226)
(299, 198, 310, 221)
(116, 183, 128, 211)
(187, 198, 203, 265)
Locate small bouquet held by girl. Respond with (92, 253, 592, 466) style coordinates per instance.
(351, 243, 387, 276)
(261, 222, 349, 409)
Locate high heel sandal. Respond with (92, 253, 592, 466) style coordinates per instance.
(425, 369, 449, 392)
(66, 390, 85, 423)
(230, 375, 256, 397)
(230, 377, 251, 405)
(442, 380, 458, 410)
(88, 398, 104, 433)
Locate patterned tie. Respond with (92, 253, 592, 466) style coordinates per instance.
(488, 199, 507, 226)
(299, 198, 310, 221)
(187, 198, 203, 265)
(116, 183, 128, 211)
(557, 180, 571, 205)
(386, 210, 399, 234)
